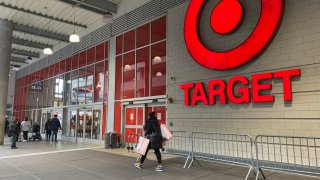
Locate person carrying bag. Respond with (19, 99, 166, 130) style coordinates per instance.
(134, 112, 164, 172)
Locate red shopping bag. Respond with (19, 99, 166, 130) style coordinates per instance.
(136, 136, 150, 155)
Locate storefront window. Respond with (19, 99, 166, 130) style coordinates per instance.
(43, 80, 48, 108)
(115, 17, 166, 100)
(123, 52, 135, 99)
(54, 63, 59, 76)
(54, 75, 64, 107)
(151, 16, 166, 43)
(115, 56, 122, 100)
(87, 47, 95, 65)
(79, 51, 87, 68)
(86, 65, 94, 104)
(72, 54, 79, 70)
(64, 72, 71, 105)
(137, 24, 150, 48)
(59, 59, 66, 74)
(95, 62, 104, 102)
(136, 47, 150, 97)
(104, 60, 109, 102)
(96, 43, 104, 62)
(116, 35, 123, 55)
(71, 70, 79, 105)
(151, 41, 166, 96)
(124, 30, 135, 53)
(47, 78, 54, 107)
(78, 68, 86, 104)
(66, 57, 72, 72)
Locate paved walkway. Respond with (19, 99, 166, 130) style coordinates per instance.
(0, 137, 319, 180)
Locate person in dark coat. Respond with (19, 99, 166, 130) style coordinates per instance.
(50, 115, 61, 143)
(45, 118, 51, 141)
(134, 112, 163, 172)
(5, 118, 9, 134)
(10, 119, 19, 149)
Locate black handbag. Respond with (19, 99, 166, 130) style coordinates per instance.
(8, 130, 12, 137)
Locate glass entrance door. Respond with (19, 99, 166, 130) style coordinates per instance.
(69, 108, 102, 142)
(147, 106, 166, 125)
(124, 106, 144, 143)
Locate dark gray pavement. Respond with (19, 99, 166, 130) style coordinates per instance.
(0, 137, 319, 180)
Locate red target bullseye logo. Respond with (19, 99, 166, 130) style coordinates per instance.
(184, 0, 283, 70)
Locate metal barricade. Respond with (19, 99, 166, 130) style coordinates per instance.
(188, 132, 255, 180)
(162, 131, 191, 168)
(255, 135, 320, 179)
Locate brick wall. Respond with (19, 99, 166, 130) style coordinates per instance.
(167, 0, 320, 137)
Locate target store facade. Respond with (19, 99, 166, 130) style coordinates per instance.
(13, 0, 320, 144)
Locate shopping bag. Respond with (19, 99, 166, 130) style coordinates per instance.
(136, 136, 150, 155)
(160, 124, 173, 140)
(136, 136, 144, 152)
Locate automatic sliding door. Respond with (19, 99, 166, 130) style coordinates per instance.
(69, 110, 77, 137)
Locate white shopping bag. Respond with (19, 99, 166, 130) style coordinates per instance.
(136, 136, 150, 155)
(160, 124, 173, 140)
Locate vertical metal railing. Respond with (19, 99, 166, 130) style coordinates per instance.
(162, 131, 191, 168)
(255, 135, 320, 179)
(188, 132, 256, 180)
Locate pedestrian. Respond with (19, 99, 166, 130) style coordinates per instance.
(21, 117, 31, 142)
(45, 118, 52, 141)
(5, 118, 9, 134)
(50, 114, 61, 143)
(134, 112, 164, 172)
(10, 119, 19, 149)
(17, 120, 21, 142)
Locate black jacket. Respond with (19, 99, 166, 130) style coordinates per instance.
(50, 118, 61, 130)
(10, 122, 19, 134)
(144, 118, 163, 149)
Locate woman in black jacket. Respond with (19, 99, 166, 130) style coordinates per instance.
(134, 112, 163, 172)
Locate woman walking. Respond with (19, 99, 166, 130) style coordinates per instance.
(134, 112, 164, 172)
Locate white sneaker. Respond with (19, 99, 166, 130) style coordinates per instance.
(155, 164, 164, 172)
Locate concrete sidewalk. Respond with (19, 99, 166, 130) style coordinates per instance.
(0, 138, 319, 180)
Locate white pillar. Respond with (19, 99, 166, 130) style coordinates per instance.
(107, 36, 116, 133)
(0, 19, 13, 145)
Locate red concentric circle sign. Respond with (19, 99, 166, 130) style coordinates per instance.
(184, 0, 283, 70)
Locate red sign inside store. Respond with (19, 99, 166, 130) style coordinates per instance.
(184, 0, 283, 70)
(180, 69, 301, 106)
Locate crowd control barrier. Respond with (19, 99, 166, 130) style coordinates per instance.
(187, 132, 256, 180)
(124, 130, 320, 179)
(162, 131, 191, 168)
(255, 135, 320, 179)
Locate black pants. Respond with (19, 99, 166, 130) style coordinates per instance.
(141, 147, 162, 164)
(51, 130, 58, 142)
(46, 130, 51, 140)
(23, 131, 28, 141)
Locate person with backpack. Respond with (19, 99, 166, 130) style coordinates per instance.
(134, 112, 164, 172)
(50, 115, 61, 143)
(9, 119, 19, 149)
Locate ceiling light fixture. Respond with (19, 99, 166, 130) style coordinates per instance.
(69, 6, 80, 43)
(13, 67, 20, 71)
(26, 56, 33, 63)
(156, 72, 163, 77)
(124, 64, 131, 70)
(154, 56, 162, 63)
(43, 47, 53, 55)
